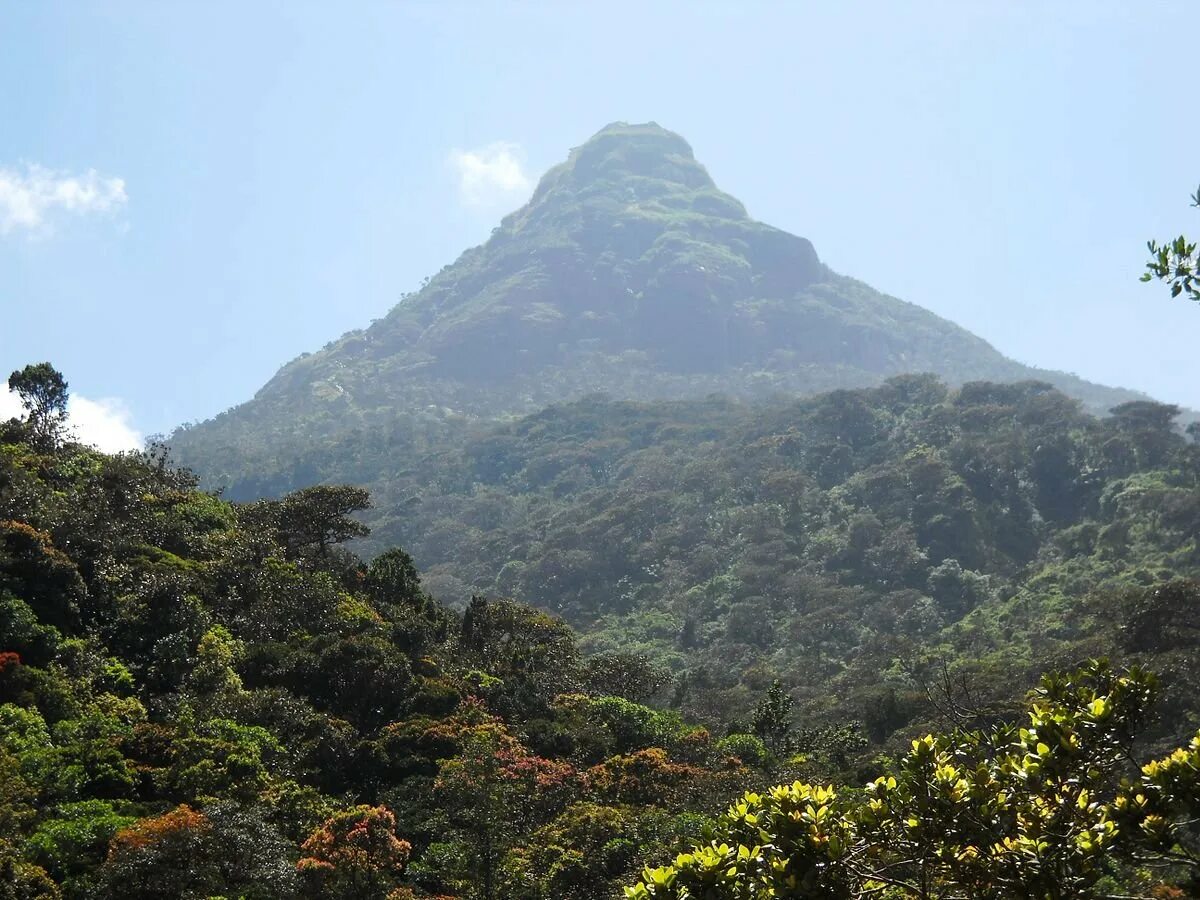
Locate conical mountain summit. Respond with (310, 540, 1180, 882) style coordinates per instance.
(170, 122, 1147, 496)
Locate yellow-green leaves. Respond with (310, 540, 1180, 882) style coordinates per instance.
(628, 663, 1200, 899)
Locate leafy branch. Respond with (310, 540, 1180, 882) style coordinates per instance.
(1141, 185, 1200, 302)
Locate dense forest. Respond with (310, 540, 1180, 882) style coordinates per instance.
(3, 365, 1200, 898)
(329, 376, 1200, 742)
(0, 368, 761, 898)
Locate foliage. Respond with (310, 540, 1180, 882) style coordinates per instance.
(750, 681, 795, 756)
(297, 805, 410, 898)
(7, 363, 68, 450)
(627, 663, 1200, 898)
(1142, 185, 1200, 302)
(433, 717, 578, 898)
(0, 375, 755, 897)
(3, 362, 1199, 898)
(257, 378, 1200, 744)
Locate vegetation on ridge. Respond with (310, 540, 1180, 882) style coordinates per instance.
(338, 376, 1200, 747)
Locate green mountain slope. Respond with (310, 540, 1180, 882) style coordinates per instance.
(5, 380, 1198, 898)
(169, 122, 1148, 499)
(350, 378, 1200, 733)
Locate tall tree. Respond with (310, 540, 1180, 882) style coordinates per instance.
(7, 363, 69, 449)
(750, 680, 795, 756)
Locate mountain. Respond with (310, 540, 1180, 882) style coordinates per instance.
(169, 121, 1148, 498)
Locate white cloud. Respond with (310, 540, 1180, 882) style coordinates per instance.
(0, 163, 127, 236)
(68, 395, 143, 453)
(448, 142, 532, 208)
(1, 389, 142, 453)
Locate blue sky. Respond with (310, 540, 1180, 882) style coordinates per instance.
(1, 1, 1197, 447)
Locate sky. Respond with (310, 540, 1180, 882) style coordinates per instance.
(1, 1, 1197, 449)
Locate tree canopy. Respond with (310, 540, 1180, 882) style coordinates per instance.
(3, 365, 1199, 898)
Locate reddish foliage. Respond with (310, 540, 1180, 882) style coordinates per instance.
(297, 804, 410, 888)
(492, 747, 576, 791)
(0, 651, 21, 673)
(585, 747, 740, 806)
(109, 804, 211, 857)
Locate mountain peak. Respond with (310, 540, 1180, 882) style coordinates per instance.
(525, 120, 720, 209)
(574, 121, 703, 178)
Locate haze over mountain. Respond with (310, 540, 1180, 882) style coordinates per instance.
(170, 122, 1148, 496)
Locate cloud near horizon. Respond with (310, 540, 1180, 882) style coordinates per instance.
(0, 389, 143, 453)
(0, 163, 128, 236)
(448, 142, 532, 208)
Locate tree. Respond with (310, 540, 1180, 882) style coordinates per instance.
(460, 597, 580, 717)
(1142, 185, 1200, 302)
(297, 805, 410, 899)
(365, 547, 424, 605)
(627, 662, 1200, 899)
(0, 849, 60, 900)
(24, 800, 136, 894)
(95, 803, 297, 900)
(246, 485, 372, 561)
(1118, 580, 1200, 652)
(0, 521, 86, 634)
(582, 651, 671, 704)
(435, 721, 577, 899)
(750, 680, 794, 757)
(7, 363, 68, 449)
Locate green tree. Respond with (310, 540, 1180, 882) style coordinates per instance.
(280, 484, 371, 556)
(24, 800, 136, 894)
(582, 651, 671, 704)
(460, 597, 580, 717)
(241, 485, 372, 562)
(7, 363, 69, 449)
(365, 547, 424, 605)
(750, 680, 794, 757)
(1142, 185, 1200, 302)
(0, 850, 60, 900)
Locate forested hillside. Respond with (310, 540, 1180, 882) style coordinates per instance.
(0, 382, 763, 899)
(13, 128, 1200, 897)
(3, 370, 1200, 898)
(348, 376, 1200, 739)
(168, 123, 1152, 502)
